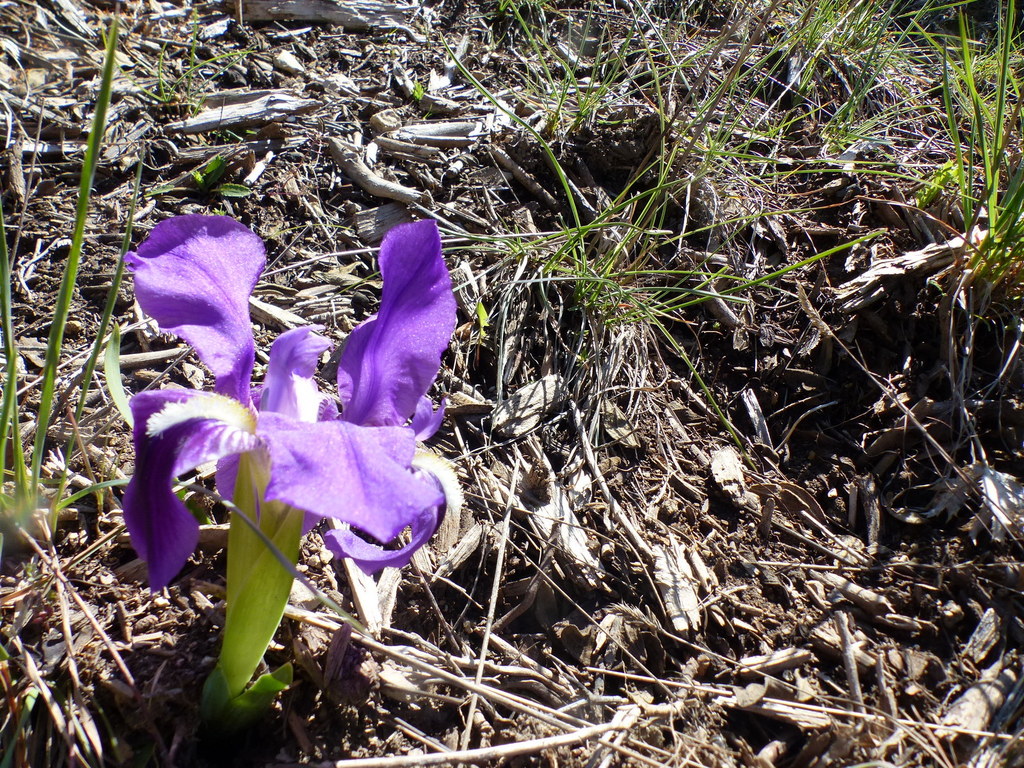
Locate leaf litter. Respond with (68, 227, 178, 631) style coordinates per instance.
(2, 0, 1024, 766)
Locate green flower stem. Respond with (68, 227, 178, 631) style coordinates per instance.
(200, 452, 302, 730)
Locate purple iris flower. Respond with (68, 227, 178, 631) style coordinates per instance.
(121, 215, 457, 590)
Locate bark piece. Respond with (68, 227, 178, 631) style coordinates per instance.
(352, 203, 414, 244)
(167, 90, 319, 134)
(964, 608, 1001, 665)
(239, 0, 413, 30)
(395, 120, 487, 148)
(811, 571, 894, 616)
(837, 231, 979, 311)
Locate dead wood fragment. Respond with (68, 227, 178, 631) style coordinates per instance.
(391, 63, 465, 114)
(342, 556, 383, 636)
(710, 446, 760, 515)
(750, 481, 827, 524)
(834, 611, 866, 712)
(811, 571, 894, 616)
(737, 647, 815, 680)
(167, 90, 319, 134)
(49, 0, 95, 38)
(964, 608, 1002, 665)
(273, 51, 305, 75)
(396, 120, 487, 148)
(571, 405, 655, 563)
(652, 535, 702, 635)
(721, 683, 833, 729)
(857, 475, 881, 552)
(941, 658, 1018, 737)
(327, 137, 429, 206)
(836, 232, 978, 311)
(522, 437, 603, 589)
(431, 522, 486, 581)
(373, 135, 443, 160)
(972, 463, 1024, 542)
(706, 291, 743, 329)
(249, 296, 307, 330)
(352, 203, 414, 244)
(490, 146, 561, 212)
(600, 400, 641, 449)
(740, 388, 772, 445)
(809, 622, 876, 670)
(238, 0, 413, 30)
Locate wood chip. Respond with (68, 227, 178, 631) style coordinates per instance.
(431, 522, 486, 581)
(249, 296, 308, 330)
(600, 400, 641, 449)
(963, 608, 1001, 664)
(710, 446, 760, 515)
(167, 90, 319, 134)
(352, 203, 414, 244)
(720, 683, 833, 729)
(395, 120, 487, 148)
(837, 232, 978, 311)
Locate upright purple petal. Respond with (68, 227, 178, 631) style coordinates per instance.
(260, 326, 332, 422)
(257, 413, 444, 544)
(123, 390, 260, 591)
(337, 220, 456, 427)
(410, 396, 446, 440)
(126, 215, 266, 404)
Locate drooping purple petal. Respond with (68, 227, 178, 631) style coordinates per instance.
(257, 413, 444, 544)
(126, 215, 266, 404)
(324, 497, 443, 572)
(337, 220, 456, 427)
(123, 390, 261, 590)
(260, 326, 332, 422)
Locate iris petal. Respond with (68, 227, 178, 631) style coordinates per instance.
(123, 390, 260, 590)
(126, 215, 266, 404)
(257, 413, 444, 544)
(410, 396, 446, 440)
(260, 326, 332, 422)
(323, 500, 442, 572)
(337, 220, 456, 427)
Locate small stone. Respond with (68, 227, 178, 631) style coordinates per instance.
(273, 51, 304, 75)
(369, 109, 403, 134)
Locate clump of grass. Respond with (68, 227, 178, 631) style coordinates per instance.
(1, 16, 135, 767)
(928, 0, 1024, 296)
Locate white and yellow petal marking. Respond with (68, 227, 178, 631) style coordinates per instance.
(146, 392, 257, 437)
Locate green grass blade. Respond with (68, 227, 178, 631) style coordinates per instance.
(74, 158, 143, 425)
(104, 326, 133, 430)
(31, 16, 120, 499)
(0, 197, 28, 517)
